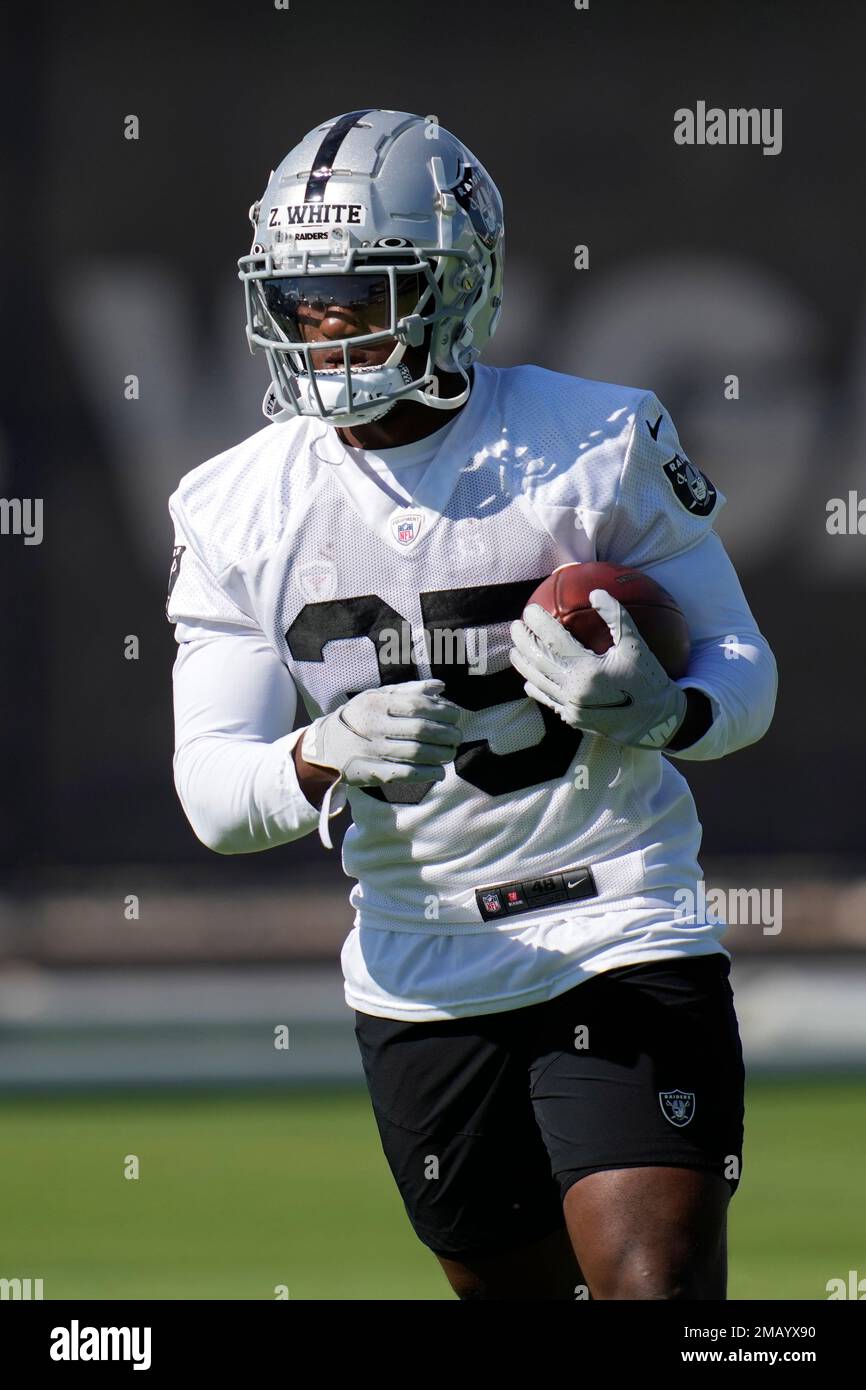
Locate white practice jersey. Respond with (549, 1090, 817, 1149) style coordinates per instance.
(168, 364, 777, 1020)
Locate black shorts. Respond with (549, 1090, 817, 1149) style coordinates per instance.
(353, 953, 745, 1260)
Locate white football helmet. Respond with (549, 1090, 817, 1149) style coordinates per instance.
(238, 109, 504, 427)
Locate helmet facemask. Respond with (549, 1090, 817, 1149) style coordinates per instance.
(241, 246, 479, 427)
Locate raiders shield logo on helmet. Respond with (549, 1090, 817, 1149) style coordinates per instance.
(659, 1089, 696, 1127)
(662, 454, 717, 516)
(450, 164, 502, 250)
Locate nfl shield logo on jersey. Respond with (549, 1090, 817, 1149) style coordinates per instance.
(391, 511, 423, 547)
(659, 1089, 696, 1127)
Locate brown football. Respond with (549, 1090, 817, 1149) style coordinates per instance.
(526, 561, 691, 680)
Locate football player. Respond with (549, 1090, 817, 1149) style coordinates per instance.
(167, 110, 777, 1300)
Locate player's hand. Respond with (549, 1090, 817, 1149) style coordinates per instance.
(300, 679, 464, 787)
(509, 590, 688, 749)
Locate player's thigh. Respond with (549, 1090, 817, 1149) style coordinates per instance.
(353, 1007, 567, 1280)
(563, 1164, 729, 1299)
(526, 954, 744, 1296)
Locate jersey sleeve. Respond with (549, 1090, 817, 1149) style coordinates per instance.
(595, 392, 726, 568)
(593, 392, 775, 759)
(172, 624, 348, 852)
(166, 488, 259, 640)
(166, 486, 348, 851)
(633, 532, 778, 760)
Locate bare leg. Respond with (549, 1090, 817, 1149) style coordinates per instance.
(563, 1166, 730, 1300)
(436, 1224, 586, 1300)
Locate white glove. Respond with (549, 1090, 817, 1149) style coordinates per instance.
(301, 678, 463, 788)
(509, 590, 687, 749)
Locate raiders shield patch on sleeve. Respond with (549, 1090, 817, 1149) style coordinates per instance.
(662, 454, 717, 516)
(165, 544, 186, 619)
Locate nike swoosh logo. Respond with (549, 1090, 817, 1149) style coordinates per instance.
(567, 877, 588, 889)
(581, 692, 634, 709)
(647, 413, 663, 441)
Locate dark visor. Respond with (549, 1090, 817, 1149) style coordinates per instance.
(262, 273, 423, 343)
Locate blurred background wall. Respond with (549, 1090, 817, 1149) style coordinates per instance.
(0, 0, 864, 1087)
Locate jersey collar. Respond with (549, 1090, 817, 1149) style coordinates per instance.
(312, 364, 497, 555)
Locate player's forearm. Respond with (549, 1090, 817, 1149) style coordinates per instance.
(664, 634, 778, 761)
(173, 728, 329, 853)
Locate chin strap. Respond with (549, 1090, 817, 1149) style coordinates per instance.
(408, 364, 472, 412)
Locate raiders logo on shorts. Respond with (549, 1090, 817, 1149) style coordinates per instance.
(659, 1088, 696, 1127)
(662, 453, 717, 516)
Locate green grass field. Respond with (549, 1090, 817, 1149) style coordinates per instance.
(1, 1078, 863, 1300)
